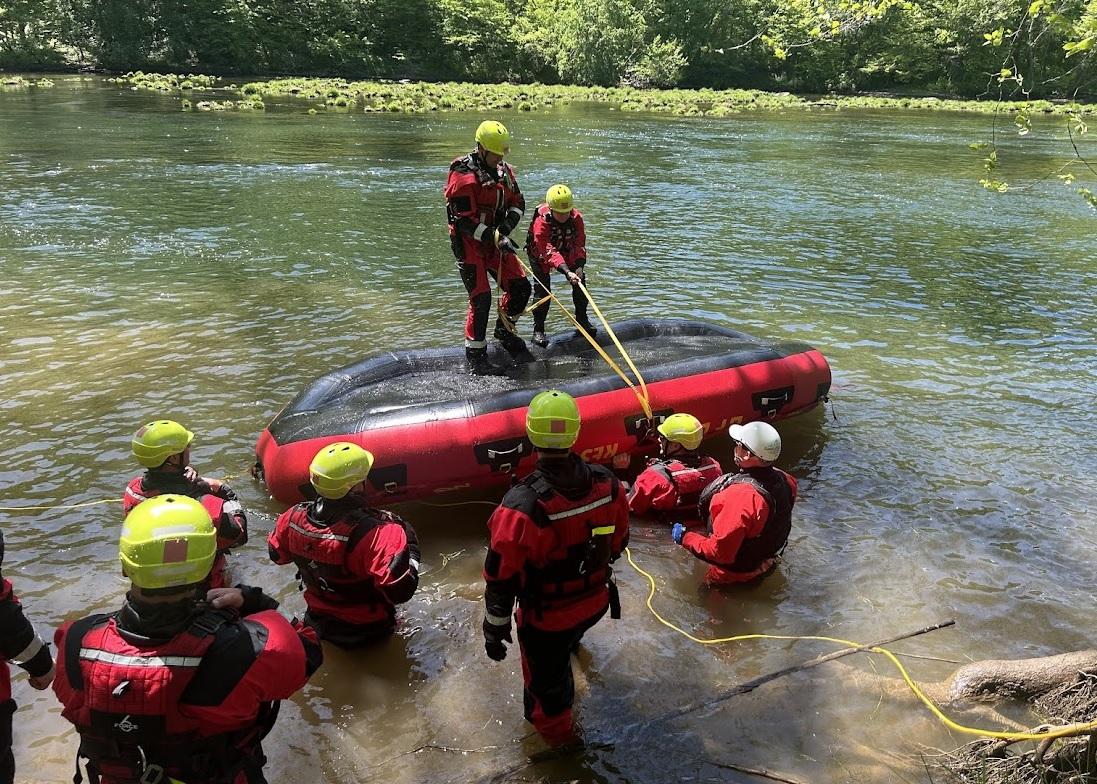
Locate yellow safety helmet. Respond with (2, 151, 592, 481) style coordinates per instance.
(309, 442, 375, 499)
(657, 413, 704, 451)
(526, 390, 581, 450)
(546, 184, 574, 214)
(132, 420, 194, 468)
(475, 120, 510, 156)
(120, 495, 216, 590)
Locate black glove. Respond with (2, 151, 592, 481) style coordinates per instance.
(497, 234, 519, 255)
(235, 584, 280, 615)
(498, 211, 520, 236)
(483, 618, 513, 661)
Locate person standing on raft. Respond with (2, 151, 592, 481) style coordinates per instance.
(524, 184, 595, 347)
(268, 442, 421, 647)
(627, 412, 723, 527)
(481, 390, 630, 747)
(672, 421, 797, 586)
(124, 419, 248, 590)
(444, 120, 532, 375)
(0, 529, 55, 784)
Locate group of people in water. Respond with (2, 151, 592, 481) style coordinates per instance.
(0, 121, 799, 783)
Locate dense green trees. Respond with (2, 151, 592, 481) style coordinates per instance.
(0, 0, 1093, 97)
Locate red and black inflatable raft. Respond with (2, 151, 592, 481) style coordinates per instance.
(254, 318, 831, 504)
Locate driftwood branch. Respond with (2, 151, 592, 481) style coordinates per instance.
(641, 620, 956, 729)
(705, 759, 809, 783)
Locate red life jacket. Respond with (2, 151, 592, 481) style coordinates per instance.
(279, 504, 393, 607)
(59, 611, 272, 784)
(524, 204, 582, 269)
(519, 467, 619, 609)
(123, 477, 233, 550)
(445, 153, 520, 237)
(698, 469, 794, 573)
(647, 456, 724, 518)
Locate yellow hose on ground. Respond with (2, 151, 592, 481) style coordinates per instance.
(624, 547, 1097, 742)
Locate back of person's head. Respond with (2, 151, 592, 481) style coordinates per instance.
(309, 442, 375, 500)
(120, 494, 216, 593)
(526, 390, 581, 452)
(131, 420, 193, 469)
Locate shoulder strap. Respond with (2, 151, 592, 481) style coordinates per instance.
(187, 608, 237, 639)
(522, 470, 556, 501)
(63, 614, 113, 690)
(181, 618, 270, 707)
(343, 509, 386, 553)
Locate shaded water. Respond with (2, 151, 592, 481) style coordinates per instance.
(1, 76, 1095, 783)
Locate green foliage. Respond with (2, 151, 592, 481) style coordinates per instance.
(1, 0, 1095, 105)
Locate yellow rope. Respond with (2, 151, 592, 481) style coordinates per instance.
(512, 255, 654, 420)
(0, 498, 117, 512)
(1, 469, 251, 513)
(624, 547, 1097, 742)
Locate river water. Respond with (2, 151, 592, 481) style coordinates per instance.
(1, 76, 1095, 783)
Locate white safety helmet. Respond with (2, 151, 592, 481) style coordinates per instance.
(728, 421, 781, 463)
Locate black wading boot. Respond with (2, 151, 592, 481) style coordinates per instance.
(466, 347, 507, 376)
(494, 324, 533, 361)
(573, 314, 598, 339)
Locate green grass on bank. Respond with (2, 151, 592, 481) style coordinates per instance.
(80, 71, 1097, 118)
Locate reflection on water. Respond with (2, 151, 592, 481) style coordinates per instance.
(1, 77, 1095, 783)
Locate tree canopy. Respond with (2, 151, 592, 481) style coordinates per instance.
(0, 0, 1093, 98)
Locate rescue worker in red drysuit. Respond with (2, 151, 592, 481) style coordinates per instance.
(124, 420, 248, 590)
(673, 422, 797, 586)
(627, 413, 723, 527)
(482, 390, 629, 747)
(268, 442, 420, 648)
(525, 184, 595, 347)
(52, 494, 323, 784)
(444, 120, 532, 375)
(0, 529, 56, 784)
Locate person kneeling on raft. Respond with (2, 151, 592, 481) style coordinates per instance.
(268, 443, 421, 647)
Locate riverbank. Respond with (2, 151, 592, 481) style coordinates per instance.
(45, 71, 1097, 117)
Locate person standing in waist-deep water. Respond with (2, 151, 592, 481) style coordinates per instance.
(524, 184, 595, 347)
(627, 412, 723, 526)
(444, 120, 532, 375)
(268, 442, 421, 647)
(53, 495, 322, 784)
(0, 529, 55, 784)
(124, 419, 247, 589)
(482, 390, 629, 747)
(673, 421, 797, 586)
